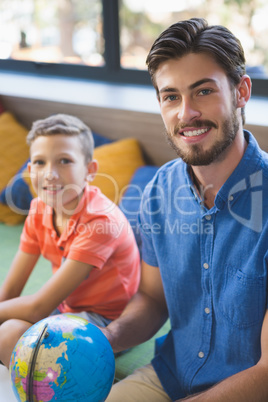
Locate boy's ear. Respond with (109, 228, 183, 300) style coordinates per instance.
(236, 74, 251, 108)
(27, 161, 31, 173)
(87, 159, 98, 182)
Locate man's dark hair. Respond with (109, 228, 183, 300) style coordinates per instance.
(146, 18, 246, 123)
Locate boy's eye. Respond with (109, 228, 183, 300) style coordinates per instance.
(32, 159, 45, 166)
(60, 158, 72, 164)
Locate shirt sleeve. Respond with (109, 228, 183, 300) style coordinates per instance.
(138, 183, 159, 267)
(66, 216, 125, 269)
(19, 202, 41, 255)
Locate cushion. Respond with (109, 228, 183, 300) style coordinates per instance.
(0, 160, 34, 212)
(91, 138, 146, 203)
(92, 131, 113, 147)
(0, 203, 26, 225)
(0, 112, 29, 191)
(119, 166, 158, 252)
(0, 112, 30, 223)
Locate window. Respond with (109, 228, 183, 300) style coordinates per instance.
(0, 0, 267, 96)
(0, 0, 104, 66)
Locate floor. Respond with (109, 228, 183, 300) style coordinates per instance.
(0, 365, 17, 401)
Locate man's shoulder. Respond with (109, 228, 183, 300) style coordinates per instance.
(244, 130, 268, 177)
(259, 149, 268, 172)
(151, 158, 185, 182)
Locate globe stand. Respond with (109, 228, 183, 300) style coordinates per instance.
(27, 323, 49, 402)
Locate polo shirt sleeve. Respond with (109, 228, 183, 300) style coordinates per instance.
(67, 216, 129, 269)
(19, 199, 41, 256)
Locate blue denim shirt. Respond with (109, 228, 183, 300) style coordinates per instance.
(139, 131, 268, 400)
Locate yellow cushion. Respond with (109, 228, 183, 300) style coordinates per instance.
(0, 112, 29, 224)
(0, 203, 25, 225)
(91, 138, 145, 203)
(0, 112, 29, 190)
(22, 167, 37, 198)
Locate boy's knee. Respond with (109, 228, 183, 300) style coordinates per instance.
(0, 319, 32, 367)
(0, 318, 31, 337)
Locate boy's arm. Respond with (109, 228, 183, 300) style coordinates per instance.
(178, 310, 268, 401)
(0, 257, 93, 324)
(0, 250, 39, 302)
(101, 260, 169, 353)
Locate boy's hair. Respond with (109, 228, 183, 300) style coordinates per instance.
(146, 17, 246, 124)
(27, 114, 94, 162)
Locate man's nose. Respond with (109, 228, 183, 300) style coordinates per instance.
(177, 97, 201, 123)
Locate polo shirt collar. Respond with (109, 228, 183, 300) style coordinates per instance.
(41, 203, 54, 230)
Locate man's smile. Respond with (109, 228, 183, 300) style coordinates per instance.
(179, 127, 210, 137)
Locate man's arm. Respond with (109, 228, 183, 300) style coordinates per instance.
(178, 310, 268, 402)
(102, 260, 168, 353)
(0, 251, 93, 324)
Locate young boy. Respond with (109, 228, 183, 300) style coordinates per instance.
(0, 113, 140, 367)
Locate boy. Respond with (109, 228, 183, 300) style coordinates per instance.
(0, 113, 140, 367)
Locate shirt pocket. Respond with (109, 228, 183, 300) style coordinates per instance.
(219, 268, 266, 328)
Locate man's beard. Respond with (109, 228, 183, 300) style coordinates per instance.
(164, 105, 240, 166)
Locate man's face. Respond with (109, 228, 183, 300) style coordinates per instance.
(155, 53, 241, 166)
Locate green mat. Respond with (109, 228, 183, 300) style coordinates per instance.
(0, 222, 170, 380)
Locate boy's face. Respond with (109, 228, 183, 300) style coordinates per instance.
(28, 134, 96, 215)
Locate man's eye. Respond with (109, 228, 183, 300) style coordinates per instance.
(167, 95, 178, 101)
(162, 94, 178, 102)
(199, 89, 212, 96)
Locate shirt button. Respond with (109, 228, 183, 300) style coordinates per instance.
(203, 263, 209, 269)
(198, 351, 205, 358)
(229, 195, 234, 201)
(204, 307, 210, 314)
(205, 215, 211, 221)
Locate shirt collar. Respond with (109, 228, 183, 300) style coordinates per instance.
(184, 130, 263, 211)
(215, 130, 263, 209)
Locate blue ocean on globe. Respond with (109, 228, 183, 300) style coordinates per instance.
(9, 314, 115, 402)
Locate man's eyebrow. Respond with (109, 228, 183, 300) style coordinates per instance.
(159, 78, 217, 95)
(189, 78, 217, 90)
(159, 87, 178, 95)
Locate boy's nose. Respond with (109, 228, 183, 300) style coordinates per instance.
(44, 171, 58, 180)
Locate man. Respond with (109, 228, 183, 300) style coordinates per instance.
(103, 18, 268, 401)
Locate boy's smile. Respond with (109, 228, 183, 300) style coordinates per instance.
(28, 134, 93, 216)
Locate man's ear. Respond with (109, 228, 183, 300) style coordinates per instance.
(87, 159, 98, 182)
(236, 75, 251, 108)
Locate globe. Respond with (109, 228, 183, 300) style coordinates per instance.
(9, 314, 115, 402)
